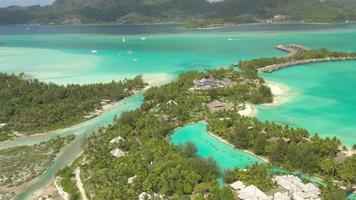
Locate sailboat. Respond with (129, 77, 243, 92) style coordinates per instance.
(122, 36, 126, 43)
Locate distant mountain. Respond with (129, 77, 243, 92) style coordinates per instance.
(0, 0, 54, 8)
(0, 0, 355, 25)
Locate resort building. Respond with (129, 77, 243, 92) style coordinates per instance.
(230, 181, 245, 191)
(334, 152, 348, 164)
(0, 123, 6, 128)
(268, 137, 291, 143)
(138, 192, 164, 200)
(237, 185, 272, 200)
(274, 175, 321, 200)
(110, 148, 125, 158)
(167, 100, 178, 106)
(207, 100, 235, 113)
(230, 176, 320, 200)
(100, 99, 111, 106)
(273, 192, 290, 200)
(127, 175, 136, 184)
(109, 136, 125, 144)
(189, 78, 234, 90)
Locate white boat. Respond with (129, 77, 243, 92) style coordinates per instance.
(91, 50, 98, 53)
(140, 37, 146, 40)
(122, 36, 126, 42)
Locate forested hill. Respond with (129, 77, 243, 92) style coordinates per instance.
(0, 0, 356, 25)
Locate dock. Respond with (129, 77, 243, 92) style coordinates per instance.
(275, 44, 310, 57)
(259, 56, 356, 73)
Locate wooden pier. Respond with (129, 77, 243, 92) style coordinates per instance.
(259, 56, 356, 73)
(275, 44, 310, 57)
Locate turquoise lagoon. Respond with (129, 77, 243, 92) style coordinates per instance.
(1, 24, 355, 145)
(258, 61, 356, 146)
(0, 24, 355, 198)
(171, 122, 263, 171)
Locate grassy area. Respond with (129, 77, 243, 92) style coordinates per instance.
(0, 135, 75, 188)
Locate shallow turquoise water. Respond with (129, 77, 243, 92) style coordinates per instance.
(171, 122, 263, 171)
(259, 61, 356, 146)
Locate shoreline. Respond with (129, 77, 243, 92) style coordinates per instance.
(171, 121, 269, 164)
(237, 80, 296, 118)
(263, 80, 297, 106)
(207, 130, 269, 163)
(238, 103, 258, 117)
(18, 21, 356, 27)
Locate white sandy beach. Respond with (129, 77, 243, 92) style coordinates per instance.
(238, 103, 258, 117)
(237, 81, 296, 117)
(144, 73, 174, 87)
(263, 81, 297, 106)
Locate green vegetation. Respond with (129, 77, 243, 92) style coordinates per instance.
(321, 179, 347, 200)
(1, 0, 356, 25)
(14, 66, 353, 199)
(53, 68, 270, 199)
(0, 135, 74, 187)
(0, 73, 145, 141)
(238, 48, 356, 71)
(58, 166, 80, 200)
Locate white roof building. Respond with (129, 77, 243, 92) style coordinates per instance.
(167, 100, 178, 106)
(230, 181, 245, 191)
(0, 123, 6, 128)
(274, 175, 320, 200)
(138, 192, 163, 200)
(110, 136, 125, 144)
(238, 185, 272, 200)
(110, 148, 125, 158)
(273, 192, 290, 200)
(127, 175, 136, 184)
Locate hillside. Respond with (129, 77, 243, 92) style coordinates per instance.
(0, 0, 355, 25)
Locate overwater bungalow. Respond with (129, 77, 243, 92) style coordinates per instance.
(259, 56, 356, 73)
(275, 44, 310, 57)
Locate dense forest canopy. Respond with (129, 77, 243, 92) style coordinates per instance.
(0, 73, 145, 141)
(0, 0, 356, 24)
